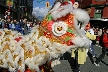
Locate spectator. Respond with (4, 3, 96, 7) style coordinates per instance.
(9, 21, 12, 29)
(15, 22, 22, 32)
(22, 18, 28, 35)
(0, 18, 2, 28)
(11, 21, 15, 30)
(2, 19, 4, 29)
(0, 18, 34, 34)
(27, 21, 30, 32)
(94, 27, 99, 35)
(89, 26, 96, 57)
(98, 29, 102, 36)
(94, 28, 108, 66)
(20, 19, 25, 35)
(6, 19, 11, 29)
(96, 29, 102, 46)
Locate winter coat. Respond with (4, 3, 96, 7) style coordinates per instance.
(23, 24, 28, 35)
(103, 33, 108, 48)
(20, 22, 24, 28)
(15, 24, 22, 31)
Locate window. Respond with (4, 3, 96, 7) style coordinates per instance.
(94, 9, 102, 18)
(95, 9, 102, 13)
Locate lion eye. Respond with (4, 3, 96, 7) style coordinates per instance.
(52, 21, 68, 36)
(57, 26, 63, 31)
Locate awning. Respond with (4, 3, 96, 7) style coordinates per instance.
(90, 18, 108, 21)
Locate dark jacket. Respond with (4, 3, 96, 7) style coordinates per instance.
(23, 24, 28, 35)
(99, 33, 104, 47)
(19, 21, 24, 28)
(15, 23, 22, 31)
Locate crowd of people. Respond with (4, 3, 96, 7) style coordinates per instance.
(0, 18, 36, 35)
(85, 25, 108, 67)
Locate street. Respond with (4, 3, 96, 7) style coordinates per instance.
(52, 45, 108, 72)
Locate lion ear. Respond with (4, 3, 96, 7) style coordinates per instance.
(73, 2, 79, 9)
(73, 8, 90, 29)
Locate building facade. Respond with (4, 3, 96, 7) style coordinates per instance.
(0, 0, 33, 21)
(0, 0, 19, 20)
(77, 0, 108, 27)
(0, 0, 6, 19)
(18, 0, 33, 20)
(78, 0, 108, 20)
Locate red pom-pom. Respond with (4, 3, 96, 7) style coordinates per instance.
(66, 40, 73, 46)
(15, 37, 22, 42)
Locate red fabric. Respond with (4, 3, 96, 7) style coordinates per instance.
(61, 2, 69, 6)
(96, 36, 100, 41)
(70, 0, 75, 4)
(30, 24, 33, 27)
(103, 33, 108, 48)
(15, 37, 22, 42)
(24, 69, 31, 72)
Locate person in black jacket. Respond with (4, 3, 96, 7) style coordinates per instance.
(21, 18, 28, 35)
(19, 18, 27, 35)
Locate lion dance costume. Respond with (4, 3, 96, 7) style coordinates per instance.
(0, 0, 90, 72)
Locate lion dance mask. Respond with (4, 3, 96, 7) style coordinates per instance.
(0, 1, 90, 72)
